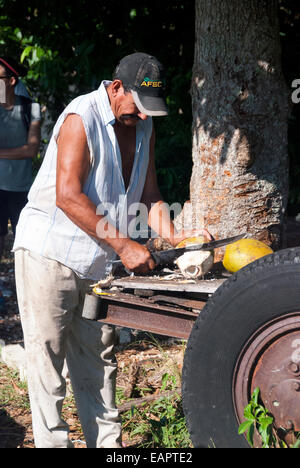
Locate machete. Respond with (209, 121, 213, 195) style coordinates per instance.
(111, 233, 247, 268)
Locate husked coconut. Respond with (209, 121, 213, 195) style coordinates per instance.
(223, 238, 273, 273)
(174, 250, 214, 279)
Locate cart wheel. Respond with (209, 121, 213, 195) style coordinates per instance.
(182, 247, 300, 448)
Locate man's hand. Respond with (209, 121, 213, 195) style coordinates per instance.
(118, 239, 156, 274)
(170, 228, 213, 247)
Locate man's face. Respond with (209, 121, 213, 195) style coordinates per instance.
(0, 65, 15, 95)
(111, 81, 148, 127)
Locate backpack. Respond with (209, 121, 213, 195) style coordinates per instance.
(19, 95, 32, 134)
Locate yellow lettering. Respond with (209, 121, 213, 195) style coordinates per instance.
(140, 81, 163, 87)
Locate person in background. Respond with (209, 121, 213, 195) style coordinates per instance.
(0, 57, 41, 260)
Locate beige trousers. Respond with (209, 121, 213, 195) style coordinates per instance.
(14, 249, 122, 448)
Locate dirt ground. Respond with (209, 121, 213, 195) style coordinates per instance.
(0, 218, 299, 448)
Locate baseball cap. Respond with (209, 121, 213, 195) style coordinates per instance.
(113, 52, 168, 116)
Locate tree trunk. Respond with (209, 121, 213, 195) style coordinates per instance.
(176, 0, 290, 258)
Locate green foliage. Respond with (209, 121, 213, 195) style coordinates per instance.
(0, 0, 299, 208)
(239, 387, 300, 448)
(122, 372, 192, 448)
(147, 373, 191, 448)
(0, 363, 30, 411)
(238, 387, 277, 448)
(119, 335, 190, 448)
(0, 0, 195, 205)
(292, 435, 300, 449)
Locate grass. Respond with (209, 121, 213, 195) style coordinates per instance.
(120, 372, 192, 448)
(115, 334, 192, 448)
(0, 363, 30, 411)
(0, 337, 192, 448)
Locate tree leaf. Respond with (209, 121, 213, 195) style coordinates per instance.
(244, 404, 255, 421)
(246, 423, 255, 447)
(258, 415, 273, 431)
(238, 420, 254, 435)
(20, 46, 33, 63)
(252, 387, 260, 405)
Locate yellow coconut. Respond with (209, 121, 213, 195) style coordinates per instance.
(223, 238, 273, 273)
(175, 236, 209, 249)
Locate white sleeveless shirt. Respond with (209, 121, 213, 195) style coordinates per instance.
(13, 81, 153, 280)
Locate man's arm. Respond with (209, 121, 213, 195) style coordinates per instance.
(0, 120, 41, 159)
(56, 114, 155, 274)
(141, 127, 211, 246)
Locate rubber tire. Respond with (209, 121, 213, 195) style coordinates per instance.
(182, 247, 300, 448)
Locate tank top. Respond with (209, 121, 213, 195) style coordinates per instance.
(13, 81, 153, 280)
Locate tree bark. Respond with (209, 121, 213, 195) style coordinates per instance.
(176, 0, 290, 257)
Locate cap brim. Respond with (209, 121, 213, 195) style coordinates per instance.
(131, 90, 168, 117)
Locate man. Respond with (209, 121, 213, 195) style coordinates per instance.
(0, 57, 41, 260)
(13, 52, 210, 448)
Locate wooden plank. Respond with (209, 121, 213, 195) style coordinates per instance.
(95, 291, 201, 317)
(111, 276, 226, 294)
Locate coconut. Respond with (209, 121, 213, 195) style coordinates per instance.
(175, 236, 214, 278)
(175, 235, 209, 249)
(175, 250, 214, 278)
(223, 238, 273, 273)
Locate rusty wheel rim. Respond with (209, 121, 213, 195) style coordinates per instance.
(233, 312, 300, 447)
